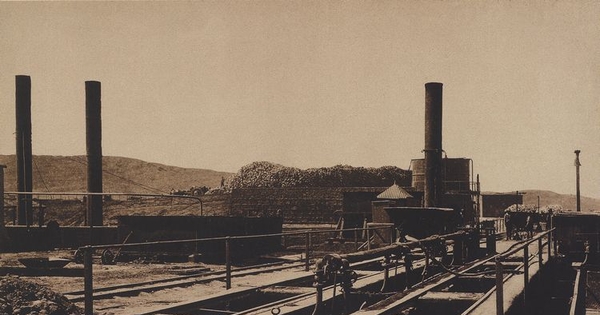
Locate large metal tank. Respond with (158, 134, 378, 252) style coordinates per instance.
(410, 158, 472, 193)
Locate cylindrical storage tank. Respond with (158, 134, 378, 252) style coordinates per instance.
(411, 158, 471, 193)
(410, 159, 425, 192)
(443, 158, 471, 192)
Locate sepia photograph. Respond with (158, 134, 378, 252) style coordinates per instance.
(0, 1, 599, 314)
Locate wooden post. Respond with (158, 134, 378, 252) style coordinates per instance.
(225, 237, 231, 289)
(523, 245, 529, 304)
(84, 246, 94, 315)
(547, 229, 552, 260)
(538, 237, 543, 268)
(366, 227, 371, 250)
(0, 165, 9, 252)
(404, 253, 413, 289)
(495, 257, 504, 315)
(453, 239, 463, 265)
(305, 232, 310, 271)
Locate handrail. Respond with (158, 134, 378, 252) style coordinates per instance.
(493, 228, 555, 315)
(497, 228, 555, 260)
(76, 226, 391, 251)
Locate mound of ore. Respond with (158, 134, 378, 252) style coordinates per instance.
(0, 277, 83, 315)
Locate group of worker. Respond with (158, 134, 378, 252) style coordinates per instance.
(504, 211, 535, 240)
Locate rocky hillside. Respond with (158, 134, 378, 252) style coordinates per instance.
(0, 155, 233, 194)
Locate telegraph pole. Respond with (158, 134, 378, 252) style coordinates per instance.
(574, 150, 581, 212)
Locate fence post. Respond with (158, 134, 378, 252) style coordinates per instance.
(305, 232, 310, 271)
(354, 228, 358, 251)
(523, 244, 529, 304)
(547, 230, 552, 260)
(84, 246, 94, 315)
(390, 225, 395, 245)
(538, 237, 543, 268)
(225, 237, 231, 289)
(495, 257, 504, 315)
(453, 238, 464, 265)
(366, 227, 371, 250)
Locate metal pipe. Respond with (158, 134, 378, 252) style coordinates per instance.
(312, 283, 323, 315)
(68, 227, 468, 258)
(15, 75, 33, 226)
(424, 82, 443, 207)
(86, 81, 103, 227)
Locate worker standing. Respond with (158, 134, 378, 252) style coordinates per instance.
(504, 211, 512, 240)
(525, 215, 534, 239)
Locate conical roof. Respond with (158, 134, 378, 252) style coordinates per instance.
(377, 183, 413, 199)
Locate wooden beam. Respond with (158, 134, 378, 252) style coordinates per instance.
(419, 291, 485, 302)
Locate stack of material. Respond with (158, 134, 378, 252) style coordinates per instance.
(0, 276, 83, 315)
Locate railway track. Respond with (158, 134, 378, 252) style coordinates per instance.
(68, 231, 513, 315)
(132, 232, 544, 315)
(64, 260, 306, 302)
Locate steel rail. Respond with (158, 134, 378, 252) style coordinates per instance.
(140, 256, 420, 315)
(66, 261, 307, 302)
(64, 259, 299, 296)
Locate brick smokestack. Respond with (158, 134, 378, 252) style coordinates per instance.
(15, 75, 33, 226)
(424, 82, 443, 207)
(86, 81, 103, 226)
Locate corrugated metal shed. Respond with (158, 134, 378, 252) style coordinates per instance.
(377, 183, 412, 200)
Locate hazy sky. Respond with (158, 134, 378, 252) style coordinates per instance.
(1, 1, 599, 199)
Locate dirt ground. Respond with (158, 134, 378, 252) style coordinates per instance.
(0, 249, 311, 315)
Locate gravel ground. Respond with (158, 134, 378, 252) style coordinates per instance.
(0, 250, 310, 315)
(0, 250, 225, 314)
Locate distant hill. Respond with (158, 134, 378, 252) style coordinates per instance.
(0, 155, 233, 194)
(1, 155, 598, 212)
(484, 190, 600, 212)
